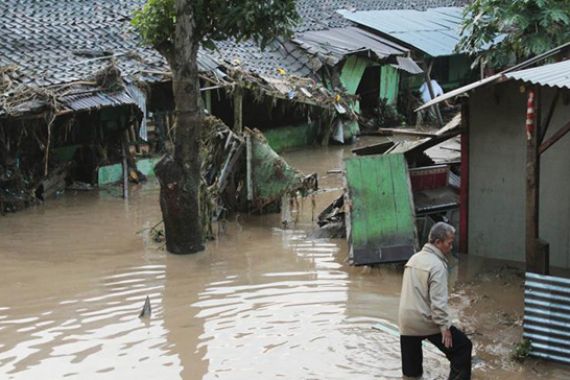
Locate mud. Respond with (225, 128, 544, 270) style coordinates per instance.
(0, 138, 569, 379)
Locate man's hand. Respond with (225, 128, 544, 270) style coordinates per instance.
(442, 328, 453, 349)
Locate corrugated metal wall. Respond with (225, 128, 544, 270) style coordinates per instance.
(524, 272, 570, 364)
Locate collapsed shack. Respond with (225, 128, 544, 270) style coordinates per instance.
(0, 63, 148, 213)
(208, 60, 360, 153)
(315, 114, 462, 265)
(209, 23, 423, 152)
(194, 117, 318, 239)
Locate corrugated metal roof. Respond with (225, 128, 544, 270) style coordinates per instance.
(393, 56, 424, 75)
(417, 58, 570, 111)
(292, 26, 409, 64)
(294, 0, 470, 33)
(505, 60, 570, 89)
(338, 7, 465, 57)
(62, 91, 137, 112)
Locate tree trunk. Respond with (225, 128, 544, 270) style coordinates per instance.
(155, 0, 204, 254)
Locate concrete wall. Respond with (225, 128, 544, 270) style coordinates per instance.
(468, 82, 570, 268)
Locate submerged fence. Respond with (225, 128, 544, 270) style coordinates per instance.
(524, 272, 570, 364)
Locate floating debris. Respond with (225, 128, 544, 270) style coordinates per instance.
(139, 296, 151, 318)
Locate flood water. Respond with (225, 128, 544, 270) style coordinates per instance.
(1, 140, 569, 379)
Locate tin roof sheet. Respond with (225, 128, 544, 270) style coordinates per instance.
(292, 26, 409, 66)
(62, 91, 137, 112)
(417, 58, 570, 111)
(505, 60, 570, 89)
(337, 7, 465, 57)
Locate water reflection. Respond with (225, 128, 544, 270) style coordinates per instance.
(0, 142, 569, 379)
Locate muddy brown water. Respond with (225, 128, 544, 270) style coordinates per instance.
(1, 139, 569, 379)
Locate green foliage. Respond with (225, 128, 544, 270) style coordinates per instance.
(132, 0, 175, 48)
(132, 0, 299, 50)
(511, 338, 532, 362)
(458, 0, 570, 67)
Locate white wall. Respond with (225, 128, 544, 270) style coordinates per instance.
(468, 82, 570, 268)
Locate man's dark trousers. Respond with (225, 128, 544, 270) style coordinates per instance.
(400, 326, 472, 380)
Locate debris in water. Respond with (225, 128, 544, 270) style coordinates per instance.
(139, 296, 151, 318)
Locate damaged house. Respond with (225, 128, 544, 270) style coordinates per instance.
(0, 0, 226, 213)
(0, 0, 469, 215)
(206, 1, 473, 151)
(207, 9, 421, 150)
(421, 48, 570, 365)
(421, 55, 570, 271)
(338, 5, 492, 125)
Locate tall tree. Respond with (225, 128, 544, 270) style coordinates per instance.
(133, 0, 298, 254)
(458, 0, 570, 68)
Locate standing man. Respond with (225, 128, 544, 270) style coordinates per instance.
(398, 222, 472, 379)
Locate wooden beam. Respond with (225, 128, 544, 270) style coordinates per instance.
(121, 131, 129, 200)
(526, 88, 548, 274)
(351, 141, 394, 156)
(233, 87, 243, 133)
(363, 128, 439, 137)
(459, 102, 469, 254)
(539, 120, 570, 155)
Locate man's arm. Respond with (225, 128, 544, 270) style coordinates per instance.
(429, 265, 452, 347)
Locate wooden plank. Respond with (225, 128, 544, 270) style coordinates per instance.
(352, 141, 394, 156)
(345, 154, 416, 265)
(390, 155, 416, 239)
(233, 88, 243, 133)
(345, 158, 365, 246)
(371, 128, 439, 137)
(539, 120, 570, 155)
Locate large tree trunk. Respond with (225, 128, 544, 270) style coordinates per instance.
(155, 0, 204, 254)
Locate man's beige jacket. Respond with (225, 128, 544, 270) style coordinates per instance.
(398, 243, 452, 336)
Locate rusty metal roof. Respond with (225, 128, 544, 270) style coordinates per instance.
(505, 60, 570, 89)
(62, 91, 137, 112)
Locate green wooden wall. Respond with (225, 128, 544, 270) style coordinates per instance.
(345, 153, 416, 264)
(340, 56, 369, 115)
(380, 65, 400, 105)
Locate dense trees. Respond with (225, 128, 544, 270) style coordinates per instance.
(458, 0, 570, 68)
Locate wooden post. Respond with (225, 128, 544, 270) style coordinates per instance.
(246, 133, 253, 202)
(423, 59, 444, 128)
(526, 88, 547, 274)
(233, 87, 243, 133)
(459, 101, 469, 254)
(121, 132, 129, 200)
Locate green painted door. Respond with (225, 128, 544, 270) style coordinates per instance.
(344, 153, 417, 265)
(380, 65, 400, 105)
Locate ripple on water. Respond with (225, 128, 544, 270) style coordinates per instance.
(0, 264, 182, 379)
